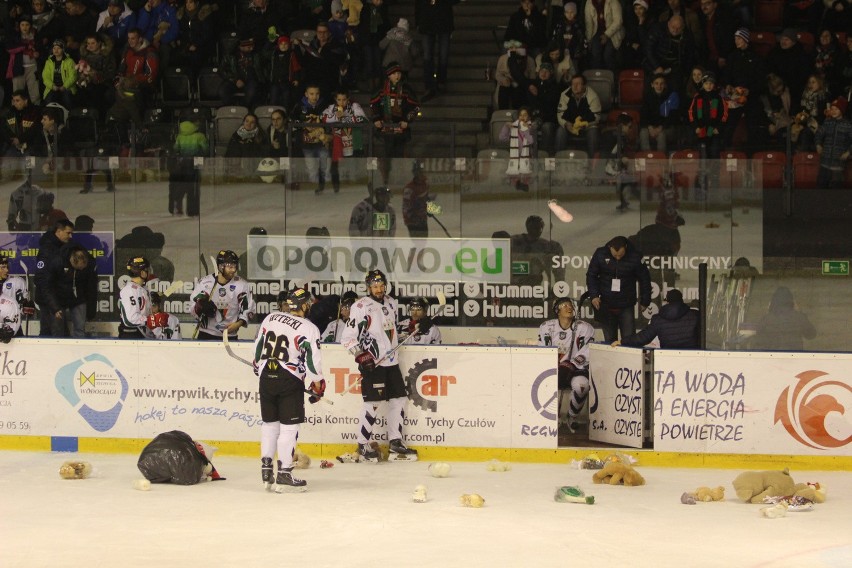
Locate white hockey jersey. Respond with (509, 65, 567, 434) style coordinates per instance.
(538, 319, 595, 370)
(0, 296, 22, 334)
(191, 274, 256, 337)
(321, 319, 347, 343)
(151, 313, 182, 340)
(340, 295, 399, 367)
(253, 312, 323, 385)
(398, 317, 442, 345)
(119, 281, 153, 337)
(0, 276, 28, 306)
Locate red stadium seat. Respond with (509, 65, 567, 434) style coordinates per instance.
(752, 151, 787, 190)
(618, 69, 644, 109)
(670, 149, 701, 197)
(836, 32, 847, 45)
(751, 32, 776, 59)
(754, 0, 783, 31)
(605, 108, 640, 145)
(632, 151, 668, 197)
(796, 31, 815, 54)
(792, 151, 820, 189)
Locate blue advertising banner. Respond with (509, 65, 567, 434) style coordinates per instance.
(0, 232, 115, 276)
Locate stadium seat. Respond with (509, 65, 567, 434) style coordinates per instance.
(718, 150, 748, 189)
(489, 109, 517, 148)
(836, 31, 847, 45)
(214, 105, 250, 149)
(750, 32, 775, 58)
(751, 150, 787, 190)
(218, 31, 239, 64)
(474, 148, 509, 183)
(66, 108, 100, 154)
(795, 31, 815, 54)
(670, 149, 701, 193)
(140, 107, 175, 157)
(583, 69, 614, 112)
(792, 151, 819, 189)
(754, 0, 783, 31)
(196, 66, 226, 107)
(632, 150, 667, 194)
(160, 66, 193, 108)
(618, 69, 644, 109)
(605, 109, 639, 145)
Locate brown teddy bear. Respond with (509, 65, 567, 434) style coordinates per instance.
(691, 486, 725, 502)
(731, 468, 828, 503)
(592, 462, 645, 486)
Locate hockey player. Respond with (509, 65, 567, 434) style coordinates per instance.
(190, 250, 255, 340)
(538, 297, 595, 433)
(398, 296, 441, 345)
(0, 296, 21, 343)
(0, 257, 34, 336)
(118, 257, 153, 339)
(146, 292, 182, 340)
(322, 290, 358, 343)
(253, 288, 326, 493)
(340, 269, 418, 462)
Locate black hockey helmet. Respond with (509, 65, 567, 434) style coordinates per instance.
(150, 292, 162, 307)
(552, 297, 576, 316)
(340, 290, 358, 308)
(409, 296, 429, 311)
(287, 287, 312, 311)
(216, 249, 239, 268)
(126, 256, 151, 276)
(0, 257, 8, 267)
(365, 269, 387, 286)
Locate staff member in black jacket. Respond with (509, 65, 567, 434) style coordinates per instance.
(614, 289, 699, 348)
(586, 235, 651, 343)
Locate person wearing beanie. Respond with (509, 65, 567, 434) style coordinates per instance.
(41, 38, 77, 109)
(370, 61, 420, 183)
(495, 40, 536, 110)
(688, 71, 727, 159)
(815, 96, 852, 188)
(268, 34, 302, 110)
(623, 0, 653, 70)
(379, 17, 416, 78)
(697, 0, 736, 73)
(615, 288, 699, 348)
(173, 0, 215, 76)
(328, 0, 350, 44)
(219, 35, 265, 108)
(765, 26, 813, 104)
(550, 2, 587, 74)
(721, 26, 767, 149)
(527, 60, 561, 153)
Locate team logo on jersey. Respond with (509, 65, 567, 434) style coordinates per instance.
(558, 332, 566, 340)
(230, 284, 236, 291)
(218, 288, 226, 297)
(774, 370, 852, 450)
(55, 353, 129, 432)
(530, 368, 558, 421)
(268, 360, 279, 371)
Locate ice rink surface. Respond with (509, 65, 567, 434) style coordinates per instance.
(1, 451, 850, 568)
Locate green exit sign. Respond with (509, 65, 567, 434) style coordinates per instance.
(511, 261, 530, 275)
(822, 260, 849, 275)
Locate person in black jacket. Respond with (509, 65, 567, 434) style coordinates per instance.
(34, 241, 97, 338)
(586, 235, 651, 343)
(33, 218, 74, 336)
(415, 0, 458, 99)
(614, 289, 699, 348)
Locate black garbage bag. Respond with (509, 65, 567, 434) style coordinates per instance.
(137, 430, 216, 485)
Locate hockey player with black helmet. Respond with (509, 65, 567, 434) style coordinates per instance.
(0, 256, 32, 337)
(340, 269, 418, 462)
(398, 296, 442, 345)
(322, 290, 358, 343)
(190, 250, 256, 340)
(118, 256, 154, 338)
(253, 287, 326, 493)
(538, 297, 595, 433)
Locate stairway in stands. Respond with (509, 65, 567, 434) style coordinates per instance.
(382, 0, 512, 158)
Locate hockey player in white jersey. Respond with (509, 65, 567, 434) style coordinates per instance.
(321, 291, 358, 343)
(0, 296, 21, 342)
(538, 298, 595, 433)
(398, 296, 442, 345)
(191, 250, 255, 340)
(0, 257, 34, 336)
(146, 292, 182, 340)
(340, 269, 418, 462)
(118, 257, 153, 339)
(253, 288, 326, 492)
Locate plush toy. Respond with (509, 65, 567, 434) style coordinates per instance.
(692, 486, 725, 502)
(293, 450, 311, 469)
(793, 482, 826, 504)
(732, 468, 809, 503)
(568, 117, 589, 136)
(59, 460, 92, 479)
(592, 461, 645, 486)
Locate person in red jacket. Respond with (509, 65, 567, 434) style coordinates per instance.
(119, 28, 159, 106)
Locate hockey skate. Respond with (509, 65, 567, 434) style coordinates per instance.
(388, 439, 418, 462)
(261, 457, 274, 491)
(275, 463, 307, 493)
(358, 443, 380, 463)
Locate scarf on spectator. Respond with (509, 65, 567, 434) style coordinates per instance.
(236, 125, 259, 141)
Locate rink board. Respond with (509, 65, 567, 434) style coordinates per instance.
(0, 339, 557, 452)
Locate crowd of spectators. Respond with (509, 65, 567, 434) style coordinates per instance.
(497, 0, 852, 172)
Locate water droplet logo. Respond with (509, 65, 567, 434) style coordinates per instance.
(55, 353, 129, 432)
(774, 370, 852, 450)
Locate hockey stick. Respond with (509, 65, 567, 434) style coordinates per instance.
(160, 279, 185, 297)
(20, 260, 32, 335)
(374, 290, 448, 366)
(329, 275, 346, 343)
(222, 333, 333, 405)
(427, 213, 452, 238)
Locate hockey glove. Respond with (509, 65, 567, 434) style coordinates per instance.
(406, 319, 416, 334)
(558, 359, 577, 372)
(146, 312, 169, 330)
(0, 325, 14, 344)
(308, 378, 326, 404)
(355, 351, 376, 373)
(417, 317, 432, 335)
(194, 295, 217, 318)
(21, 299, 36, 317)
